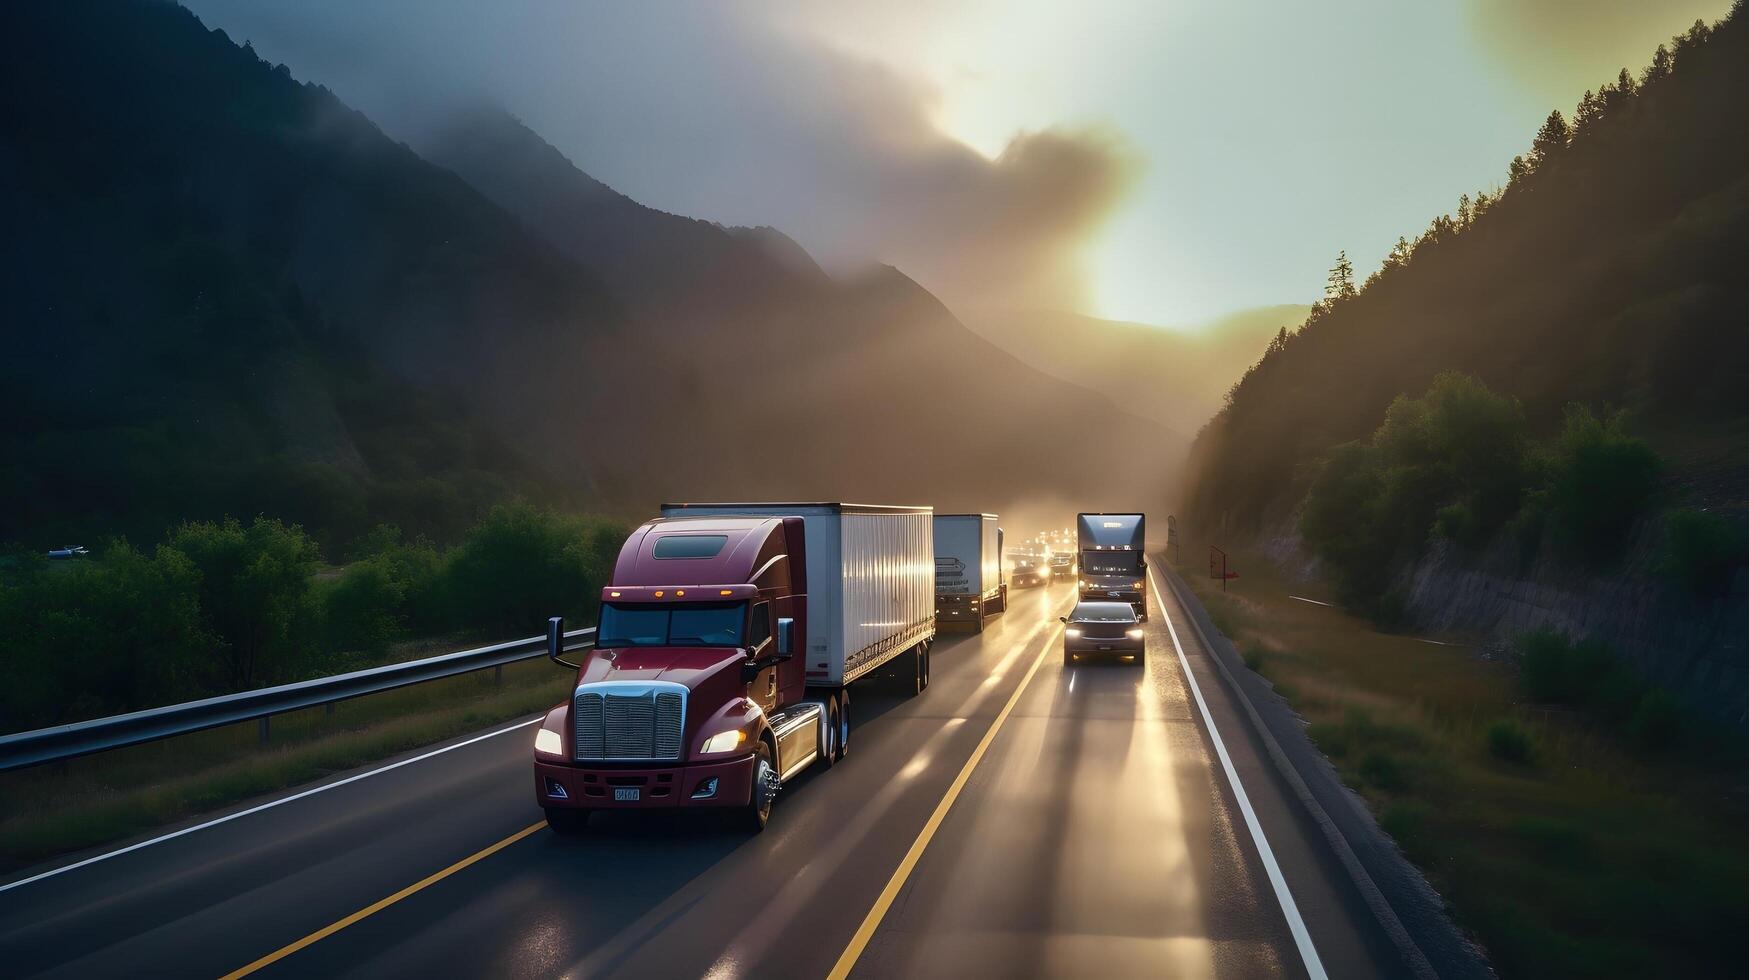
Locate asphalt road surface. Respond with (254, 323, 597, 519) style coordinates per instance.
(0, 576, 1404, 979)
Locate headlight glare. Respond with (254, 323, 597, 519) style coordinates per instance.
(701, 729, 746, 754)
(534, 728, 563, 757)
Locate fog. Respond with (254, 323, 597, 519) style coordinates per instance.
(186, 0, 1136, 316)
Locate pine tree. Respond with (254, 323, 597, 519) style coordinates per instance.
(1507, 154, 1531, 187)
(1325, 251, 1356, 302)
(1644, 44, 1673, 84)
(1528, 109, 1571, 171)
(1457, 192, 1473, 228)
(1573, 90, 1603, 138)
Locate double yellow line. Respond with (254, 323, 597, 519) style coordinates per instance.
(221, 821, 546, 978)
(224, 613, 1061, 978)
(826, 623, 1057, 978)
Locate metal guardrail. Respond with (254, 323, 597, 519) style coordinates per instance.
(0, 628, 595, 772)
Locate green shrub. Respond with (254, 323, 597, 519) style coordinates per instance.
(1542, 405, 1661, 566)
(1629, 689, 1683, 751)
(163, 517, 323, 690)
(323, 561, 405, 654)
(1516, 628, 1581, 702)
(1513, 817, 1591, 868)
(1300, 373, 1536, 608)
(1660, 508, 1749, 597)
(1242, 644, 1266, 671)
(439, 504, 621, 636)
(1379, 800, 1432, 844)
(1486, 719, 1535, 763)
(1360, 750, 1408, 791)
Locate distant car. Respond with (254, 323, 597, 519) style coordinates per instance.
(1007, 553, 1050, 588)
(1060, 601, 1145, 665)
(1049, 552, 1075, 581)
(46, 545, 89, 559)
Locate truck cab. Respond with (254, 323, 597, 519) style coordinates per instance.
(1077, 512, 1148, 619)
(534, 516, 838, 833)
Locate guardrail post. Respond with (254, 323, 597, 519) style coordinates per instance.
(326, 702, 335, 718)
(258, 716, 270, 743)
(494, 664, 504, 686)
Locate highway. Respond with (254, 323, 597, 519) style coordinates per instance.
(0, 574, 1405, 979)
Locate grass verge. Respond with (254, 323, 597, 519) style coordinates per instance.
(1181, 543, 1749, 980)
(0, 657, 570, 872)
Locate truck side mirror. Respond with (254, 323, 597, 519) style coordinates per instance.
(776, 617, 795, 657)
(548, 616, 582, 669)
(1058, 616, 1068, 623)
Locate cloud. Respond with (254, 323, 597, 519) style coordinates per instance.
(185, 0, 1138, 314)
(1464, 0, 1734, 108)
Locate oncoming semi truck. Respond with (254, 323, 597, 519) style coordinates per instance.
(535, 502, 935, 833)
(933, 512, 1004, 630)
(1077, 512, 1147, 619)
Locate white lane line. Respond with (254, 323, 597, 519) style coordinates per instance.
(1149, 569, 1328, 980)
(1288, 595, 1334, 607)
(0, 716, 543, 895)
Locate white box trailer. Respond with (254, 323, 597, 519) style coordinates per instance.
(660, 502, 935, 687)
(933, 513, 1005, 630)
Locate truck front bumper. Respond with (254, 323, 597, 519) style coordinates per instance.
(535, 754, 756, 810)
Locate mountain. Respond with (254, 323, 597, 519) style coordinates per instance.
(1185, 11, 1749, 532)
(963, 307, 1307, 433)
(406, 106, 1184, 518)
(1, 0, 637, 546)
(1, 0, 1180, 548)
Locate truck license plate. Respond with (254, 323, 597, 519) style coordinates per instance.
(614, 788, 640, 801)
(1098, 644, 1113, 651)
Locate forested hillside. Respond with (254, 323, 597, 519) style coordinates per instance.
(1, 0, 624, 547)
(1, 0, 1179, 555)
(1185, 11, 1749, 535)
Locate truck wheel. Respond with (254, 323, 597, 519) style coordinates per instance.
(544, 807, 591, 835)
(834, 691, 850, 761)
(739, 741, 778, 833)
(973, 610, 985, 633)
(820, 697, 840, 769)
(918, 643, 931, 692)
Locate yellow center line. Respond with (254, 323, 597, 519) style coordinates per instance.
(220, 821, 546, 979)
(827, 607, 1061, 980)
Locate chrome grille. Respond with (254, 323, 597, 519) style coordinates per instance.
(573, 684, 686, 761)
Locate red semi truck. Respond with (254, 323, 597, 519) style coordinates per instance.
(534, 502, 935, 832)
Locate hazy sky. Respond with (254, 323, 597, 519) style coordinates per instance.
(191, 0, 1730, 327)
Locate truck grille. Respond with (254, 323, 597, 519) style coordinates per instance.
(573, 685, 685, 761)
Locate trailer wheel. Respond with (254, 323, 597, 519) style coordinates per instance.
(834, 690, 850, 761)
(820, 696, 840, 769)
(917, 643, 931, 693)
(544, 807, 591, 835)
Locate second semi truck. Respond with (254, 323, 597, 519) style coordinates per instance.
(536, 502, 935, 833)
(1077, 512, 1147, 619)
(933, 513, 1004, 630)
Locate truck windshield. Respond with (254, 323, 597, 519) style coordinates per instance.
(597, 602, 747, 647)
(1081, 551, 1142, 575)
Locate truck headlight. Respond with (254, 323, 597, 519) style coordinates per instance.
(701, 729, 746, 754)
(534, 728, 563, 757)
(1065, 628, 1082, 638)
(1127, 628, 1145, 639)
(1133, 580, 1145, 590)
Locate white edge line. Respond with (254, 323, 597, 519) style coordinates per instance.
(1287, 595, 1335, 607)
(0, 716, 544, 895)
(1150, 568, 1329, 980)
